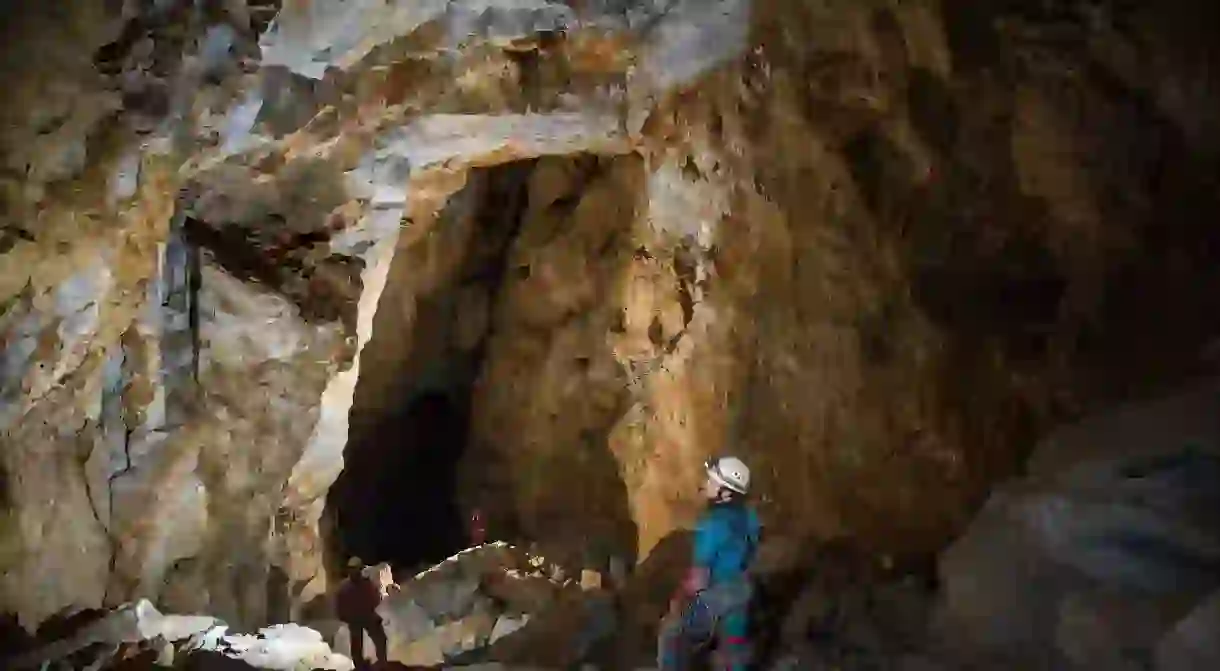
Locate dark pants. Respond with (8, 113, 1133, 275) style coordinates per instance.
(345, 616, 388, 668)
(570, 593, 619, 666)
(658, 580, 753, 671)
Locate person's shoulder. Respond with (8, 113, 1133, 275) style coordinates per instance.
(700, 503, 742, 528)
(694, 506, 726, 532)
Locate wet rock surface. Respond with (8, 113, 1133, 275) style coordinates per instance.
(931, 379, 1220, 670)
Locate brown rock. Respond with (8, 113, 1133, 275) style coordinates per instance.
(5, 1, 1220, 647)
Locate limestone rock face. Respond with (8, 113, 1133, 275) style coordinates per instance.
(4, 0, 1220, 639)
(933, 381, 1220, 668)
(0, 0, 746, 629)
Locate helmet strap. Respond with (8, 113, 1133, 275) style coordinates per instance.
(707, 460, 746, 501)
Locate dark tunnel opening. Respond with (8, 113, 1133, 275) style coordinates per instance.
(337, 390, 473, 571)
(323, 159, 537, 575)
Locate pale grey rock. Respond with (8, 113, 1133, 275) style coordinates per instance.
(6, 599, 220, 670)
(488, 614, 531, 645)
(933, 380, 1220, 668)
(259, 0, 577, 79)
(219, 623, 355, 671)
(639, 0, 750, 91)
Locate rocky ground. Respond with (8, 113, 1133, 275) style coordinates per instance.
(0, 538, 942, 671)
(6, 381, 1220, 670)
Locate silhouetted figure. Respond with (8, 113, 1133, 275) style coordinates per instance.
(336, 557, 389, 669)
(469, 508, 487, 546)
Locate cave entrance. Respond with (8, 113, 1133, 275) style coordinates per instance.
(324, 158, 539, 574)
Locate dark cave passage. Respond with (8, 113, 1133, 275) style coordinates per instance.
(337, 390, 473, 571)
(323, 159, 537, 573)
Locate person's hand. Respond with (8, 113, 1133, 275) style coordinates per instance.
(681, 568, 708, 596)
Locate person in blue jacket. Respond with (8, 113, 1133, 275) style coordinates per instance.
(659, 455, 762, 671)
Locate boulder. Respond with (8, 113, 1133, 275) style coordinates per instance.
(1155, 589, 1220, 671)
(379, 597, 440, 665)
(933, 381, 1220, 668)
(368, 543, 566, 665)
(215, 623, 354, 671)
(488, 615, 531, 645)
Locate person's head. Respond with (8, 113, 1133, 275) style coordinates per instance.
(346, 556, 363, 578)
(703, 455, 751, 503)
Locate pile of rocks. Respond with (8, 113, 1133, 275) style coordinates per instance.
(2, 599, 352, 671)
(18, 380, 1220, 671)
(331, 542, 577, 667)
(0, 541, 619, 671)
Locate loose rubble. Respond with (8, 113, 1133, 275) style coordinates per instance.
(3, 600, 351, 671)
(0, 540, 628, 670)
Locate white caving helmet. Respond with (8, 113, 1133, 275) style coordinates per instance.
(706, 455, 751, 496)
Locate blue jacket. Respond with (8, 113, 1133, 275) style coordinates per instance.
(693, 501, 762, 586)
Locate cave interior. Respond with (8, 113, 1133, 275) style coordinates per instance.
(325, 159, 538, 574)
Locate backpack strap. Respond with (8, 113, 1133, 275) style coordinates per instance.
(709, 505, 758, 576)
(740, 513, 761, 577)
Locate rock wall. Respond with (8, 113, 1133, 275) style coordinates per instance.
(461, 0, 1220, 562)
(933, 379, 1220, 669)
(0, 0, 738, 627)
(0, 0, 203, 626)
(4, 0, 1220, 633)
